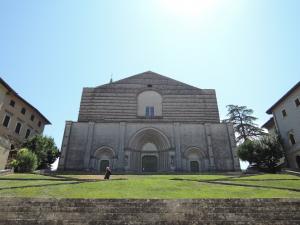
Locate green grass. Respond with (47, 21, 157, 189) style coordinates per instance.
(0, 173, 299, 199)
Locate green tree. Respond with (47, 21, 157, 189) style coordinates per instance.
(22, 135, 60, 169)
(223, 105, 265, 143)
(237, 134, 284, 173)
(257, 135, 284, 173)
(10, 148, 38, 173)
(236, 140, 258, 165)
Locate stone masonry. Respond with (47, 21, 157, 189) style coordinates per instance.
(0, 198, 299, 225)
(58, 71, 240, 173)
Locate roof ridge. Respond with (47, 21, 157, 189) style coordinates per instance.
(0, 77, 51, 124)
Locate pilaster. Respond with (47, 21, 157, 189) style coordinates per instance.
(58, 121, 73, 170)
(83, 122, 95, 170)
(204, 124, 216, 170)
(173, 122, 181, 170)
(226, 123, 240, 170)
(116, 122, 126, 171)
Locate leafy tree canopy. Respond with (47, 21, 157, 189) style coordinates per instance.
(22, 135, 60, 170)
(237, 134, 284, 173)
(223, 105, 265, 143)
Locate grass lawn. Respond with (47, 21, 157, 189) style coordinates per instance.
(0, 173, 299, 199)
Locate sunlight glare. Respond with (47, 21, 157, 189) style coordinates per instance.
(161, 0, 219, 18)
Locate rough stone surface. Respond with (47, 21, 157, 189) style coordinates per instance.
(58, 71, 240, 173)
(0, 198, 299, 225)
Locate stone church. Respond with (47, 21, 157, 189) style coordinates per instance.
(58, 71, 240, 172)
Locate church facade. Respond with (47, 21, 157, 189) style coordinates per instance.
(58, 71, 240, 172)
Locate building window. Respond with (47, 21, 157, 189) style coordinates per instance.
(147, 84, 152, 88)
(25, 129, 31, 139)
(289, 133, 296, 145)
(21, 107, 26, 115)
(145, 106, 154, 117)
(30, 114, 35, 121)
(2, 115, 10, 128)
(9, 100, 15, 107)
(137, 91, 162, 117)
(295, 98, 300, 107)
(38, 121, 41, 127)
(282, 109, 287, 117)
(15, 122, 22, 134)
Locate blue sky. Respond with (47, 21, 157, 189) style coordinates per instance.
(1, 0, 299, 151)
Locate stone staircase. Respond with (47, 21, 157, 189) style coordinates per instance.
(0, 198, 299, 225)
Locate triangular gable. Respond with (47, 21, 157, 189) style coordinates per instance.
(95, 71, 202, 90)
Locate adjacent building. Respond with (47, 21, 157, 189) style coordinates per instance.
(0, 78, 51, 169)
(58, 71, 240, 173)
(263, 81, 300, 169)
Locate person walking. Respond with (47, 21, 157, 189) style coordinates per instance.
(104, 166, 112, 180)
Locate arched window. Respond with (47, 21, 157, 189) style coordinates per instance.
(137, 91, 162, 117)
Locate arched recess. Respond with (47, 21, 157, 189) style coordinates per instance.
(183, 147, 209, 172)
(137, 91, 162, 117)
(127, 127, 172, 172)
(89, 146, 115, 172)
(128, 127, 171, 151)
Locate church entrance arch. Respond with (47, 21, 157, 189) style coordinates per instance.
(184, 147, 209, 172)
(142, 155, 158, 172)
(128, 127, 171, 172)
(89, 146, 115, 172)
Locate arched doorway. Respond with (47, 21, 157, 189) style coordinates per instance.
(296, 155, 300, 168)
(100, 160, 109, 172)
(89, 146, 115, 172)
(190, 161, 199, 172)
(184, 147, 209, 172)
(142, 156, 158, 172)
(128, 127, 171, 172)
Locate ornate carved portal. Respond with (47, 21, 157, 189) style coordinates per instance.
(126, 128, 174, 172)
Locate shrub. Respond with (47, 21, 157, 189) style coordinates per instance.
(22, 135, 60, 169)
(11, 148, 38, 173)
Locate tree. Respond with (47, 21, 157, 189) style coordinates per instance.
(257, 135, 284, 173)
(236, 140, 258, 165)
(237, 134, 284, 173)
(223, 105, 265, 143)
(22, 135, 60, 169)
(10, 148, 38, 173)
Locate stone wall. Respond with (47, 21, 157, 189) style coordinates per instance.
(0, 198, 299, 225)
(0, 136, 10, 170)
(58, 121, 240, 172)
(78, 71, 220, 123)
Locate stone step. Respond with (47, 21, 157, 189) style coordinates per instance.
(0, 205, 298, 214)
(1, 220, 300, 225)
(1, 199, 299, 208)
(0, 198, 299, 225)
(1, 211, 298, 221)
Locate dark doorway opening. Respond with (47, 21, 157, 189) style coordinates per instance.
(100, 160, 109, 172)
(296, 156, 300, 168)
(190, 161, 199, 172)
(142, 156, 158, 172)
